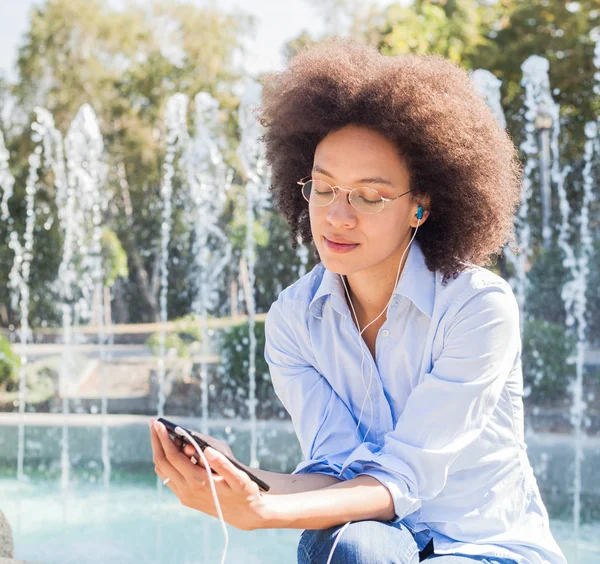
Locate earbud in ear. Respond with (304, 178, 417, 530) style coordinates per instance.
(416, 205, 424, 220)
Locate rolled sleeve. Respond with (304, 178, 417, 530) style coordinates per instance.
(339, 285, 522, 520)
(264, 297, 361, 478)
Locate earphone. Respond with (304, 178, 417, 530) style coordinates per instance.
(169, 204, 425, 564)
(328, 204, 424, 564)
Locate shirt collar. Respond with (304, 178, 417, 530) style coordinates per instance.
(309, 239, 435, 320)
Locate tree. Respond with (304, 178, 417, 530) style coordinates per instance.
(376, 0, 496, 64)
(473, 0, 600, 152)
(5, 0, 254, 324)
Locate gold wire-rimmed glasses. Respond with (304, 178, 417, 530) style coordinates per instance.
(297, 176, 414, 215)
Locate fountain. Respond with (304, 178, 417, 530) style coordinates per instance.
(236, 81, 272, 469)
(61, 104, 110, 489)
(7, 108, 71, 483)
(183, 92, 232, 435)
(156, 93, 190, 427)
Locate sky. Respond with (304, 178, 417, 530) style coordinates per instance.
(0, 0, 399, 83)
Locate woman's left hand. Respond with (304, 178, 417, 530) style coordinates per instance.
(149, 419, 268, 531)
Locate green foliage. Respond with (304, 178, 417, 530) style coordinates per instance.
(524, 247, 568, 326)
(226, 183, 270, 250)
(586, 238, 600, 347)
(0, 336, 20, 391)
(145, 314, 204, 357)
(216, 319, 287, 419)
(218, 319, 268, 395)
(254, 211, 318, 312)
(473, 1, 600, 178)
(522, 318, 576, 403)
(101, 228, 129, 287)
(377, 0, 492, 64)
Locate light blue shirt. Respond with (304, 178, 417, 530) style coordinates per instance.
(264, 240, 567, 564)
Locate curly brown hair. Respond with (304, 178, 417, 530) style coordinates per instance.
(258, 37, 522, 284)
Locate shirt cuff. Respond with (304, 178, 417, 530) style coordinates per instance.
(358, 466, 420, 520)
(340, 446, 421, 520)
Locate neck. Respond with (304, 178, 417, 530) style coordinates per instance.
(343, 239, 412, 322)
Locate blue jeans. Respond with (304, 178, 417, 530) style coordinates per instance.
(297, 520, 519, 564)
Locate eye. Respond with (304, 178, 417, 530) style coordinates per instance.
(355, 187, 382, 203)
(358, 197, 380, 205)
(312, 179, 334, 194)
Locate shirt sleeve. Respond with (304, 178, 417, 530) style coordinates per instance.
(264, 296, 361, 478)
(338, 284, 522, 520)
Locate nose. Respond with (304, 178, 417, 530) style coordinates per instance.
(326, 190, 357, 228)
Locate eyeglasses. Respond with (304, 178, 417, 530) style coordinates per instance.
(297, 176, 414, 215)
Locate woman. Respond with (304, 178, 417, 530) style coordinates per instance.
(150, 38, 567, 563)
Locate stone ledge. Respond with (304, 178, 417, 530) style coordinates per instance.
(0, 510, 13, 559)
(0, 511, 37, 564)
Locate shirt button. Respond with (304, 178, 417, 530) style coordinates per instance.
(381, 330, 390, 337)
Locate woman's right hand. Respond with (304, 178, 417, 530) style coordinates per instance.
(174, 432, 235, 466)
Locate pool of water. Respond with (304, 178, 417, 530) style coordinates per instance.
(2, 477, 599, 564)
(2, 478, 300, 563)
(1, 416, 599, 563)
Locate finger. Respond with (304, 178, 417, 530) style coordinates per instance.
(155, 469, 178, 492)
(154, 421, 201, 481)
(149, 420, 185, 483)
(174, 437, 183, 449)
(202, 447, 251, 493)
(149, 419, 166, 459)
(182, 443, 195, 457)
(183, 443, 206, 465)
(189, 432, 232, 458)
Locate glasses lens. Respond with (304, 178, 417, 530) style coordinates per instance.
(303, 179, 335, 206)
(350, 186, 384, 214)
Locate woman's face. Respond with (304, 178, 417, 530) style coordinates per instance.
(309, 124, 426, 276)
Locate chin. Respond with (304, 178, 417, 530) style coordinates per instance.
(319, 254, 357, 276)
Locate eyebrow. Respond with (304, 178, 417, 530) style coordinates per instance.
(311, 165, 393, 186)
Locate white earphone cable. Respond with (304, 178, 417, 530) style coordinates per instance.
(341, 218, 421, 443)
(331, 216, 421, 563)
(326, 521, 353, 564)
(173, 427, 230, 564)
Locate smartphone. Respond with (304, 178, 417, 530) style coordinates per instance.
(157, 417, 270, 492)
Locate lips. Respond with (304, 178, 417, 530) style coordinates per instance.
(323, 236, 359, 253)
(324, 235, 357, 245)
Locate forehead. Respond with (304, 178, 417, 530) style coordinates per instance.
(313, 125, 409, 182)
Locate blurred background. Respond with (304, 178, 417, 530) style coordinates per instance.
(0, 0, 598, 562)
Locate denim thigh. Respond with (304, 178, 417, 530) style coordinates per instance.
(296, 521, 520, 564)
(297, 519, 420, 564)
(425, 556, 519, 564)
